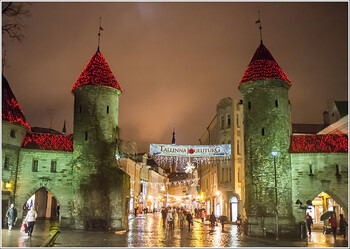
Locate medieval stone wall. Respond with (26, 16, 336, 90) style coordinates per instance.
(15, 149, 74, 226)
(291, 153, 348, 222)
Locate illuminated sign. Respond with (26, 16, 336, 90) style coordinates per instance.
(150, 144, 231, 157)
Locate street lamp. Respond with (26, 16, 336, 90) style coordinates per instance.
(271, 151, 278, 240)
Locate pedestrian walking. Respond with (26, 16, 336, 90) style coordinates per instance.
(209, 212, 216, 229)
(329, 213, 337, 240)
(306, 212, 313, 237)
(134, 207, 138, 216)
(167, 209, 173, 229)
(186, 211, 193, 230)
(237, 214, 242, 227)
(24, 206, 38, 236)
(201, 210, 206, 222)
(339, 214, 347, 239)
(161, 208, 167, 227)
(6, 204, 17, 231)
(178, 210, 184, 228)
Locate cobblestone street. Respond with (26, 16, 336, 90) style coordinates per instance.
(51, 213, 348, 247)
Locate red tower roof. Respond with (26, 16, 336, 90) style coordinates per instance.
(71, 51, 123, 92)
(239, 42, 292, 86)
(2, 75, 31, 129)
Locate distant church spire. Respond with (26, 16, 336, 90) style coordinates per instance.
(172, 128, 176, 145)
(97, 16, 103, 52)
(255, 10, 263, 44)
(62, 119, 66, 134)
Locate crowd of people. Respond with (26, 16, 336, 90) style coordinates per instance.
(161, 207, 193, 230)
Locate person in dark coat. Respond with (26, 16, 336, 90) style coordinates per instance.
(306, 212, 313, 236)
(186, 211, 193, 230)
(339, 214, 348, 239)
(329, 213, 338, 240)
(209, 212, 216, 229)
(6, 204, 17, 231)
(161, 208, 167, 227)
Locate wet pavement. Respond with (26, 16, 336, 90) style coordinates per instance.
(2, 214, 347, 247)
(2, 219, 58, 247)
(52, 213, 349, 247)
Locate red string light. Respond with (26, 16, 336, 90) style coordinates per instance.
(2, 76, 31, 130)
(239, 43, 292, 86)
(289, 134, 348, 153)
(22, 133, 73, 152)
(71, 51, 123, 92)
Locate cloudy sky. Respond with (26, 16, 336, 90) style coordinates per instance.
(2, 2, 347, 152)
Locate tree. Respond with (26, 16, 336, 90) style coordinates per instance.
(2, 2, 30, 42)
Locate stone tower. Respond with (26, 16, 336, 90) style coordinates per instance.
(71, 50, 130, 230)
(238, 42, 296, 236)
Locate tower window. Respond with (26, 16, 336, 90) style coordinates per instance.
(248, 102, 251, 110)
(308, 164, 314, 176)
(32, 160, 38, 172)
(4, 156, 9, 170)
(275, 100, 279, 108)
(10, 129, 16, 138)
(227, 114, 231, 128)
(336, 164, 341, 176)
(236, 114, 239, 128)
(85, 132, 88, 141)
(51, 160, 57, 173)
(237, 140, 240, 155)
(79, 106, 82, 113)
(107, 106, 109, 114)
(261, 128, 265, 136)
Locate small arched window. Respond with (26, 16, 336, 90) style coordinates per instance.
(275, 100, 279, 108)
(261, 128, 265, 136)
(248, 102, 251, 110)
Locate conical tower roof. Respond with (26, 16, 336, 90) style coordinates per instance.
(2, 75, 30, 129)
(239, 42, 292, 86)
(71, 51, 123, 92)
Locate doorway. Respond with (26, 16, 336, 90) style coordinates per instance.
(230, 196, 238, 222)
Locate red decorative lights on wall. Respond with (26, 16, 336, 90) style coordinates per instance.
(22, 133, 73, 152)
(289, 134, 348, 153)
(71, 51, 123, 92)
(2, 75, 31, 130)
(239, 43, 292, 86)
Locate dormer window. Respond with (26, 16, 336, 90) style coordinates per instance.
(10, 129, 16, 138)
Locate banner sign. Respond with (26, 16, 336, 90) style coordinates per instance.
(149, 144, 231, 157)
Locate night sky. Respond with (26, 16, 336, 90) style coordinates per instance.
(2, 2, 348, 152)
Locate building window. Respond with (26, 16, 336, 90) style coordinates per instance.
(107, 106, 109, 114)
(85, 132, 88, 141)
(220, 116, 224, 129)
(236, 114, 239, 128)
(10, 129, 16, 138)
(4, 156, 9, 170)
(79, 106, 82, 113)
(262, 128, 265, 136)
(237, 140, 240, 155)
(275, 100, 279, 108)
(227, 114, 231, 128)
(51, 160, 57, 173)
(32, 160, 38, 172)
(248, 101, 251, 110)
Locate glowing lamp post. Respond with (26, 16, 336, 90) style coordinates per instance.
(271, 151, 278, 240)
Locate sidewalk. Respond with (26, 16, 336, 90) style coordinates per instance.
(1, 219, 59, 248)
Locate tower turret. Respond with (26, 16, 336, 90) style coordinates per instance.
(238, 42, 295, 236)
(71, 50, 129, 230)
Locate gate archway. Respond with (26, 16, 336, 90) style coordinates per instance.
(22, 187, 59, 221)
